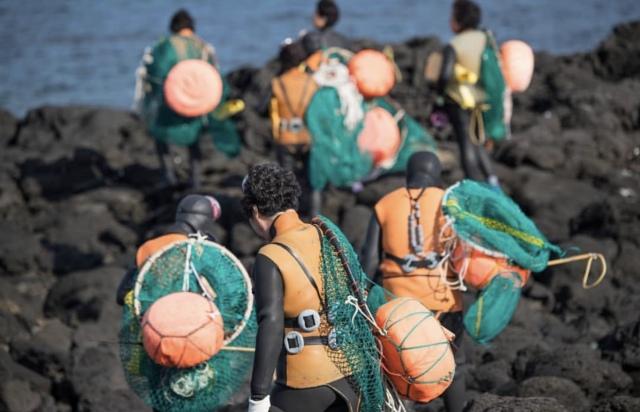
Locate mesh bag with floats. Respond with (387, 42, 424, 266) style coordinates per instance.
(440, 180, 606, 344)
(312, 216, 389, 412)
(442, 180, 563, 274)
(440, 180, 561, 343)
(119, 237, 256, 412)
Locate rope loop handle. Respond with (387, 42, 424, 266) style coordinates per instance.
(547, 253, 607, 289)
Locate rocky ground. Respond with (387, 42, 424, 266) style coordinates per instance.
(1, 21, 639, 412)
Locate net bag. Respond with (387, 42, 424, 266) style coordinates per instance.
(375, 298, 455, 402)
(312, 216, 392, 412)
(119, 238, 256, 412)
(463, 272, 523, 344)
(442, 180, 562, 274)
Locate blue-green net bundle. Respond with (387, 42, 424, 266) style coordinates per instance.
(442, 180, 563, 272)
(463, 272, 523, 344)
(305, 88, 437, 191)
(119, 239, 256, 412)
(314, 216, 387, 412)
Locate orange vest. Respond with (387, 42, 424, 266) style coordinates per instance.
(270, 66, 318, 147)
(375, 187, 463, 313)
(258, 211, 344, 388)
(135, 233, 188, 268)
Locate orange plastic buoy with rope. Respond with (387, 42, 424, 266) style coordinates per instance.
(141, 292, 224, 368)
(450, 241, 531, 290)
(348, 49, 396, 98)
(375, 298, 456, 402)
(500, 40, 534, 93)
(357, 107, 402, 166)
(164, 59, 223, 117)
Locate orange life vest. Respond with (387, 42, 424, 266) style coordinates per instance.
(375, 187, 463, 313)
(135, 233, 188, 268)
(258, 211, 344, 388)
(270, 66, 318, 148)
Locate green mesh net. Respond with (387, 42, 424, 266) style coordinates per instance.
(442, 180, 563, 272)
(119, 238, 256, 412)
(313, 216, 387, 412)
(463, 272, 523, 344)
(479, 32, 508, 142)
(305, 87, 437, 191)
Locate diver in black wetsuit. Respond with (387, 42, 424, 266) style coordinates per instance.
(242, 163, 358, 412)
(115, 194, 221, 305)
(434, 0, 501, 187)
(360, 152, 467, 412)
(302, 0, 351, 55)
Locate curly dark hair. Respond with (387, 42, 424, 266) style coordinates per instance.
(452, 0, 482, 31)
(241, 163, 301, 218)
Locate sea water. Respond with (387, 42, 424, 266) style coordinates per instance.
(2, 0, 639, 116)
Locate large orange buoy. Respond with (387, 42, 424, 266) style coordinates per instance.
(375, 298, 456, 402)
(141, 292, 224, 368)
(348, 49, 396, 99)
(451, 241, 531, 290)
(500, 40, 534, 93)
(357, 107, 402, 166)
(164, 59, 223, 117)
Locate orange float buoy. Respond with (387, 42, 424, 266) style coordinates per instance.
(451, 241, 531, 289)
(164, 59, 223, 117)
(500, 40, 534, 93)
(357, 107, 402, 166)
(375, 298, 456, 402)
(348, 49, 396, 98)
(141, 292, 224, 368)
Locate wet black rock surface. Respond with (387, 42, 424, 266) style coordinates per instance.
(1, 21, 639, 412)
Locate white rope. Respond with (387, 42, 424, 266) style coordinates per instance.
(383, 385, 407, 412)
(182, 241, 193, 292)
(344, 295, 386, 336)
(313, 59, 364, 131)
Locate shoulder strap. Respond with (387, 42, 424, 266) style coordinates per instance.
(272, 241, 326, 309)
(276, 77, 298, 117)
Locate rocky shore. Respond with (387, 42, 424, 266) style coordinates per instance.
(1, 21, 639, 412)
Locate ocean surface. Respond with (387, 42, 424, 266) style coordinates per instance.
(2, 0, 640, 117)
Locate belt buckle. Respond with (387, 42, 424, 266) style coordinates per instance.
(284, 331, 304, 354)
(297, 309, 321, 332)
(289, 117, 304, 133)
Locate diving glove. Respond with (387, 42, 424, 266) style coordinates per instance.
(248, 395, 270, 412)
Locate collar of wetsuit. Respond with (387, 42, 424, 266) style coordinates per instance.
(165, 221, 217, 242)
(269, 210, 303, 239)
(406, 174, 441, 189)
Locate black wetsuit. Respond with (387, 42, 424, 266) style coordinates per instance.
(445, 102, 495, 182)
(251, 254, 358, 412)
(437, 44, 496, 183)
(302, 28, 351, 55)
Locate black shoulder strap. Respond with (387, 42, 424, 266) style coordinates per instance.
(272, 241, 325, 309)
